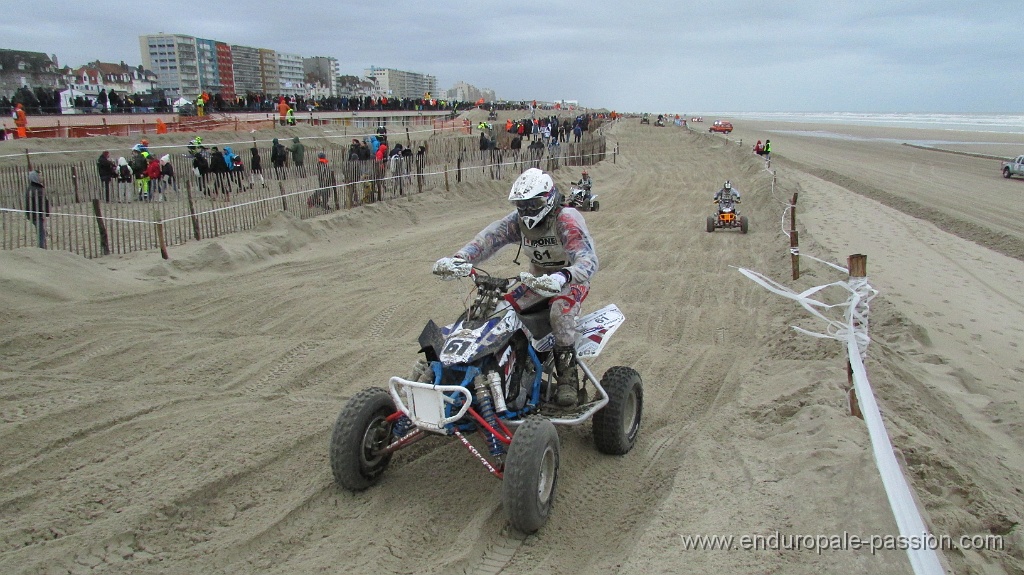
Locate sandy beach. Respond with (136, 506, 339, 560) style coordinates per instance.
(2, 113, 1023, 575)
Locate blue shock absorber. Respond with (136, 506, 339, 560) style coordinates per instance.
(474, 387, 505, 458)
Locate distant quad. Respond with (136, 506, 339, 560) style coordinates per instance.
(640, 114, 650, 125)
(707, 196, 748, 233)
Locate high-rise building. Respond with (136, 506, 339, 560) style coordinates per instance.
(276, 52, 305, 97)
(141, 33, 258, 101)
(304, 56, 339, 98)
(195, 38, 222, 97)
(364, 66, 437, 100)
(139, 34, 200, 101)
(230, 45, 262, 97)
(258, 49, 279, 97)
(215, 42, 235, 100)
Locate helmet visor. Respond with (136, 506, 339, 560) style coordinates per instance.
(515, 196, 548, 219)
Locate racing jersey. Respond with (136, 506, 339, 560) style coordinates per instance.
(454, 207, 598, 284)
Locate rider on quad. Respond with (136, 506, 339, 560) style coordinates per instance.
(577, 170, 593, 191)
(575, 170, 594, 203)
(714, 180, 741, 207)
(433, 167, 599, 407)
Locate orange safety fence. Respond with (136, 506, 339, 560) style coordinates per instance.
(431, 118, 471, 134)
(9, 116, 278, 139)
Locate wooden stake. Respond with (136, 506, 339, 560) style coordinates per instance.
(790, 230, 800, 280)
(790, 193, 798, 231)
(846, 253, 867, 419)
(72, 165, 80, 203)
(185, 179, 201, 240)
(848, 253, 867, 278)
(790, 193, 799, 280)
(156, 221, 168, 259)
(91, 199, 110, 256)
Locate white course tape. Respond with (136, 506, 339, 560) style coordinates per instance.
(739, 266, 945, 575)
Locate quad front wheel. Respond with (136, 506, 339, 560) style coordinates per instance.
(502, 417, 560, 533)
(591, 200, 600, 212)
(592, 366, 643, 455)
(706, 216, 716, 232)
(329, 387, 397, 491)
(740, 215, 749, 234)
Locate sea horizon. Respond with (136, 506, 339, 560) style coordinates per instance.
(692, 111, 1024, 135)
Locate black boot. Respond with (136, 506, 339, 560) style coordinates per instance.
(553, 345, 578, 407)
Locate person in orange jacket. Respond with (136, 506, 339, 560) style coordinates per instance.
(13, 103, 27, 138)
(278, 97, 290, 126)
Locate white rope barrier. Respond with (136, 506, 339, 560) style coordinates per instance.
(739, 263, 944, 575)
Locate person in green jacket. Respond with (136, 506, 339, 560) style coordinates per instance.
(290, 136, 305, 177)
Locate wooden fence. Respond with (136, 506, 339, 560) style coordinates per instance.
(1, 130, 608, 258)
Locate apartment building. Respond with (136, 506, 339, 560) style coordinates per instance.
(304, 56, 339, 98)
(230, 45, 262, 97)
(139, 34, 200, 101)
(447, 81, 496, 104)
(364, 66, 437, 100)
(276, 52, 305, 97)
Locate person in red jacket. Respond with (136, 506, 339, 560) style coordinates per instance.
(145, 154, 163, 201)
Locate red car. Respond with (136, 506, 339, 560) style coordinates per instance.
(709, 120, 733, 133)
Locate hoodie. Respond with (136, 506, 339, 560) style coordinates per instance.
(24, 170, 48, 223)
(289, 136, 305, 166)
(160, 154, 175, 177)
(271, 138, 286, 166)
(116, 157, 132, 182)
(224, 146, 237, 171)
(250, 146, 263, 171)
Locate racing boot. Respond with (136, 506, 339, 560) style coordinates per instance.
(553, 345, 579, 407)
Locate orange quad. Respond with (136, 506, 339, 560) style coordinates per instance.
(708, 120, 733, 134)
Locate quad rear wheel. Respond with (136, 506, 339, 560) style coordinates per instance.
(502, 417, 560, 533)
(592, 366, 643, 455)
(330, 387, 397, 491)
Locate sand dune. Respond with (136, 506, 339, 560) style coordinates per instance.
(1, 117, 1022, 575)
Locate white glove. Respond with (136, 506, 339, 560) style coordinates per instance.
(432, 256, 472, 279)
(519, 271, 567, 297)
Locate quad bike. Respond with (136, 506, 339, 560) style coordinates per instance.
(566, 185, 600, 211)
(707, 198, 748, 233)
(654, 117, 666, 127)
(640, 114, 650, 125)
(329, 266, 642, 534)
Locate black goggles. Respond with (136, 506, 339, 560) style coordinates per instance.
(515, 197, 547, 217)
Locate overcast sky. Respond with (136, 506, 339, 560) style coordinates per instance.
(3, 0, 1020, 114)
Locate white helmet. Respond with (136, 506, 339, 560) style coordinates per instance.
(724, 180, 731, 190)
(509, 168, 560, 229)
